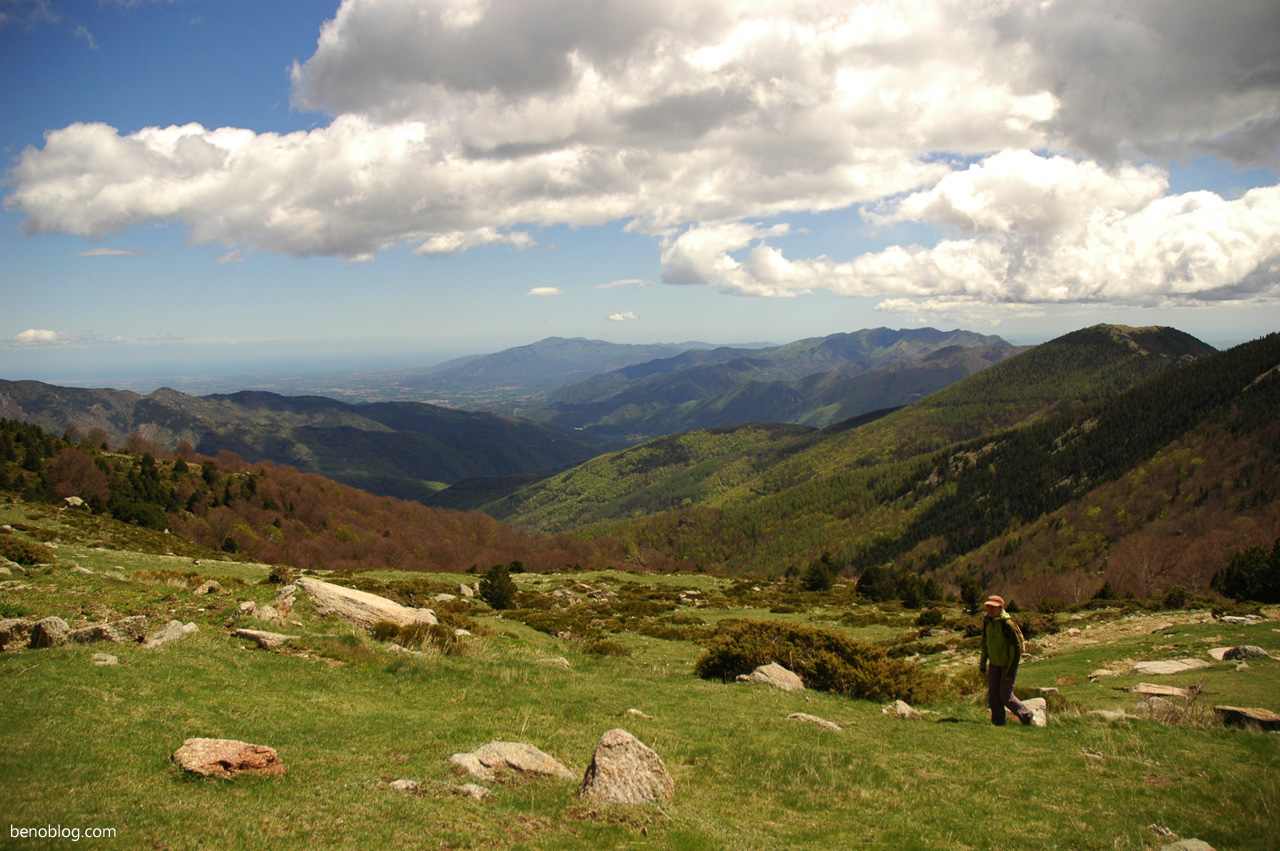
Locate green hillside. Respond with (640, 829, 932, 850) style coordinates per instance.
(544, 328, 1015, 436)
(0, 382, 619, 501)
(484, 326, 1215, 535)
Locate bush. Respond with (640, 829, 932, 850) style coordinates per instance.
(479, 563, 518, 610)
(583, 639, 631, 657)
(915, 608, 944, 627)
(802, 553, 838, 592)
(0, 536, 55, 567)
(1212, 538, 1280, 603)
(693, 619, 945, 704)
(371, 619, 465, 655)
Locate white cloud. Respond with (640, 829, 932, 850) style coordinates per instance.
(4, 0, 1279, 310)
(661, 152, 1280, 306)
(214, 249, 243, 265)
(74, 247, 140, 257)
(13, 329, 65, 345)
(527, 286, 563, 296)
(589, 278, 650, 290)
(608, 311, 639, 322)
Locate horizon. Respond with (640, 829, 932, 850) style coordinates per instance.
(3, 1, 1278, 386)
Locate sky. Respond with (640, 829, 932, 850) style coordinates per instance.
(2, 0, 1279, 386)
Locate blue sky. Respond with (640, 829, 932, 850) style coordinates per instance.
(2, 0, 1278, 386)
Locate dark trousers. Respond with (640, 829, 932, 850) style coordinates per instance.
(987, 664, 1031, 726)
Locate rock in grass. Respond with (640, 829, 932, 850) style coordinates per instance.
(1224, 645, 1271, 661)
(192, 580, 222, 596)
(233, 628, 298, 649)
(1023, 697, 1048, 727)
(454, 783, 490, 800)
(235, 601, 257, 618)
(28, 616, 70, 649)
(69, 616, 147, 645)
(1130, 658, 1210, 676)
(1159, 840, 1218, 851)
(91, 653, 118, 666)
(296, 576, 436, 630)
(884, 700, 924, 720)
(788, 713, 842, 732)
(145, 620, 198, 648)
(538, 656, 572, 669)
(1214, 705, 1280, 731)
(578, 729, 673, 806)
(450, 742, 575, 782)
(387, 778, 420, 793)
(172, 737, 286, 778)
(736, 662, 804, 692)
(0, 617, 33, 649)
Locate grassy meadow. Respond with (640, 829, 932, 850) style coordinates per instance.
(1, 502, 1278, 850)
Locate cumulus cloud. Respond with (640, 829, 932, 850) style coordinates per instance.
(662, 152, 1280, 305)
(608, 311, 639, 322)
(527, 286, 563, 296)
(4, 0, 1279, 309)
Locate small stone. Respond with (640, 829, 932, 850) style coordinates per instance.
(736, 662, 804, 692)
(455, 783, 489, 800)
(1023, 697, 1048, 727)
(1214, 705, 1280, 731)
(234, 628, 298, 649)
(1089, 669, 1117, 679)
(884, 700, 923, 720)
(275, 585, 297, 601)
(1236, 662, 1250, 671)
(453, 628, 471, 637)
(1133, 683, 1189, 698)
(1036, 687, 1060, 697)
(388, 778, 420, 793)
(788, 712, 842, 732)
(450, 741, 575, 782)
(193, 580, 222, 596)
(71, 565, 93, 575)
(235, 601, 257, 618)
(28, 616, 71, 649)
(627, 708, 655, 720)
(433, 593, 457, 603)
(145, 620, 195, 648)
(254, 605, 280, 622)
(1089, 709, 1135, 722)
(578, 729, 673, 806)
(1159, 841, 1217, 851)
(91, 653, 118, 666)
(458, 584, 474, 598)
(538, 656, 572, 669)
(172, 737, 285, 778)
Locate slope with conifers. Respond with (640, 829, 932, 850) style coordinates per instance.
(595, 326, 1279, 596)
(541, 327, 1017, 435)
(0, 382, 620, 503)
(482, 325, 1215, 530)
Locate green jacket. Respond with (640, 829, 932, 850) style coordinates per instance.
(979, 611, 1025, 674)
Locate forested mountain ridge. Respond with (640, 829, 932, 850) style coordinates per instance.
(0, 382, 619, 502)
(595, 329, 1279, 602)
(545, 344, 1023, 436)
(542, 327, 1015, 435)
(480, 325, 1215, 531)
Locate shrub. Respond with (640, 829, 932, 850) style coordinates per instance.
(583, 639, 631, 657)
(1161, 585, 1191, 610)
(693, 619, 945, 704)
(479, 563, 518, 610)
(1212, 538, 1280, 603)
(915, 608, 944, 627)
(0, 536, 55, 567)
(371, 619, 465, 655)
(802, 553, 838, 592)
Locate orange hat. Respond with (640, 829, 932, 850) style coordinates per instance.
(985, 595, 1005, 608)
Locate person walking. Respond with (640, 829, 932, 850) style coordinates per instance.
(978, 595, 1034, 726)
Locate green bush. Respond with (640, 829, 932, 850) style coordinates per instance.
(915, 608, 944, 627)
(1212, 538, 1280, 603)
(479, 563, 518, 610)
(693, 619, 945, 704)
(583, 639, 632, 657)
(0, 536, 55, 566)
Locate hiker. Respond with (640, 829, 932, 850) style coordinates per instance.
(978, 595, 1034, 726)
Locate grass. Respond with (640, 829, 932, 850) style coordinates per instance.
(2, 519, 1278, 849)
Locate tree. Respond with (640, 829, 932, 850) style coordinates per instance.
(480, 562, 518, 610)
(960, 575, 984, 615)
(1212, 538, 1280, 603)
(48, 447, 110, 502)
(802, 552, 838, 592)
